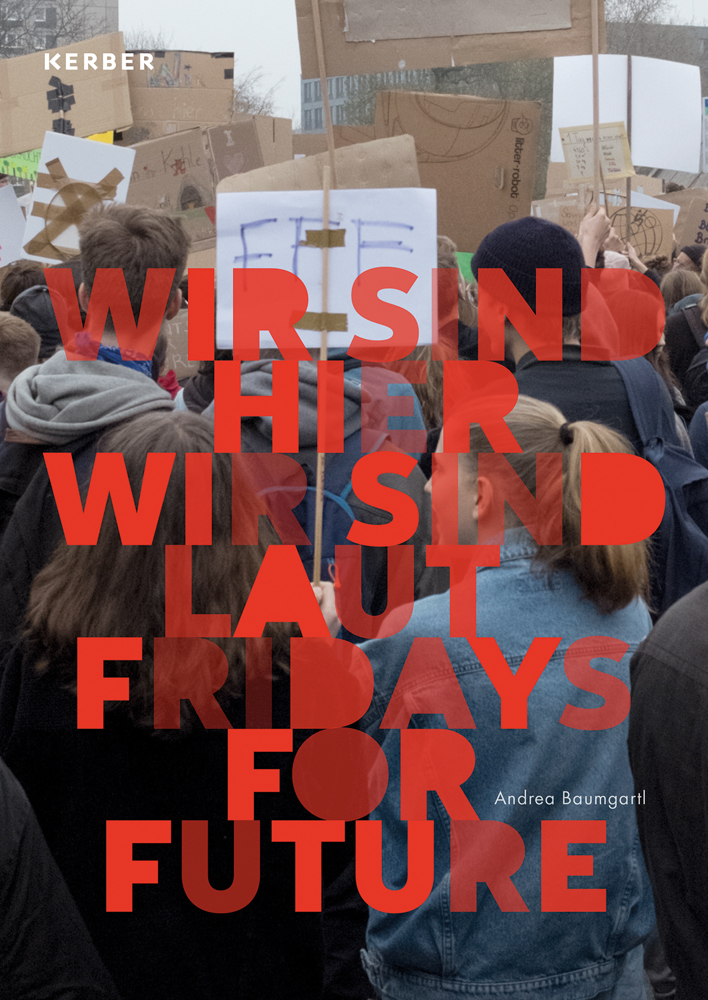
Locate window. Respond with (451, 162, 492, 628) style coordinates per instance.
(34, 7, 47, 22)
(3, 30, 20, 46)
(303, 109, 313, 130)
(314, 107, 323, 130)
(303, 81, 312, 103)
(1, 6, 20, 23)
(327, 77, 333, 98)
(314, 80, 321, 100)
(335, 77, 343, 98)
(331, 103, 338, 125)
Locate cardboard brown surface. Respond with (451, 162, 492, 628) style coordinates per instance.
(296, 0, 604, 79)
(532, 195, 585, 235)
(118, 51, 235, 145)
(207, 117, 293, 182)
(126, 128, 216, 252)
(127, 50, 234, 90)
(545, 160, 664, 197)
(607, 206, 675, 258)
(293, 126, 376, 158)
(663, 191, 708, 248)
(293, 133, 329, 157)
(343, 0, 571, 42)
(0, 34, 132, 159)
(187, 246, 216, 270)
(375, 91, 540, 252)
(216, 134, 420, 193)
(119, 89, 233, 144)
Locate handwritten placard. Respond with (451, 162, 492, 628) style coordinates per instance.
(0, 184, 27, 267)
(216, 188, 437, 350)
(559, 122, 635, 182)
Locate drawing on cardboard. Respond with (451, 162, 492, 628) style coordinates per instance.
(609, 206, 666, 258)
(23, 157, 123, 260)
(379, 92, 512, 163)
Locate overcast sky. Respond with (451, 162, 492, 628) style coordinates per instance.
(118, 0, 708, 126)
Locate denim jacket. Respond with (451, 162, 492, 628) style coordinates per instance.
(358, 531, 655, 1000)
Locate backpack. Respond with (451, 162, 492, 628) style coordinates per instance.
(613, 358, 708, 615)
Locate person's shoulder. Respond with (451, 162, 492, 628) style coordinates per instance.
(637, 581, 708, 666)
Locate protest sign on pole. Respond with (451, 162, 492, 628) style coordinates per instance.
(296, 0, 604, 78)
(22, 132, 135, 263)
(215, 185, 437, 351)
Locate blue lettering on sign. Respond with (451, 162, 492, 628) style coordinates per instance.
(289, 216, 341, 276)
(352, 219, 414, 274)
(233, 218, 277, 266)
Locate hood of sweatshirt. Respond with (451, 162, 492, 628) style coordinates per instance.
(203, 359, 364, 451)
(5, 350, 174, 445)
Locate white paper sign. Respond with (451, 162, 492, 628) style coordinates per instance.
(551, 55, 701, 173)
(216, 188, 437, 350)
(0, 184, 27, 267)
(22, 132, 135, 264)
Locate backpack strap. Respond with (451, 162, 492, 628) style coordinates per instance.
(612, 358, 676, 449)
(682, 302, 708, 349)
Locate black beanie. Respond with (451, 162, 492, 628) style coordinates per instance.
(471, 217, 585, 316)
(681, 244, 705, 268)
(10, 284, 68, 360)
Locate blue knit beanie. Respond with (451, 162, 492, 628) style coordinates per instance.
(471, 217, 585, 317)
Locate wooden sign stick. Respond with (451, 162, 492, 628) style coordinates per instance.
(626, 56, 633, 250)
(312, 164, 332, 587)
(591, 0, 601, 205)
(311, 0, 338, 188)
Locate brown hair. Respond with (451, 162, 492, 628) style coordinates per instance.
(462, 395, 650, 614)
(660, 268, 703, 313)
(79, 204, 190, 323)
(0, 260, 46, 310)
(25, 411, 293, 729)
(0, 313, 41, 381)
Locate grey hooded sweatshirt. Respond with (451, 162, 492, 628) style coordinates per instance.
(5, 350, 173, 445)
(204, 358, 432, 631)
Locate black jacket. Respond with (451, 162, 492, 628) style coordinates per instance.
(0, 645, 368, 1000)
(0, 756, 120, 999)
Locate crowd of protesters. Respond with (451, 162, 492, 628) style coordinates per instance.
(0, 191, 707, 1000)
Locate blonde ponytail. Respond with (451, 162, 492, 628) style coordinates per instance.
(463, 395, 650, 614)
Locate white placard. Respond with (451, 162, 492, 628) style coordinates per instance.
(552, 55, 701, 173)
(216, 188, 437, 350)
(0, 184, 27, 267)
(22, 132, 135, 264)
(703, 97, 708, 174)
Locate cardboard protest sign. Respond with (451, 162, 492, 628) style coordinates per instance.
(296, 0, 604, 79)
(23, 133, 135, 263)
(663, 192, 708, 250)
(217, 135, 420, 193)
(375, 91, 540, 252)
(0, 184, 27, 267)
(0, 34, 132, 159)
(292, 127, 376, 160)
(119, 50, 234, 145)
(560, 122, 634, 182)
(607, 206, 675, 258)
(545, 160, 663, 197)
(207, 116, 292, 182)
(216, 187, 436, 350)
(1, 132, 114, 183)
(161, 309, 199, 381)
(126, 128, 216, 253)
(601, 190, 679, 227)
(532, 195, 586, 236)
(551, 55, 702, 173)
